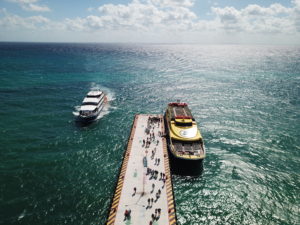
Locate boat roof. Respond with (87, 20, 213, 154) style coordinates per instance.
(167, 102, 194, 120)
(80, 105, 97, 111)
(82, 97, 100, 104)
(87, 90, 103, 96)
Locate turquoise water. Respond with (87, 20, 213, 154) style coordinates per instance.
(0, 43, 299, 225)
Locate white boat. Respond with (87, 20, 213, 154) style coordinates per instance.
(78, 90, 107, 122)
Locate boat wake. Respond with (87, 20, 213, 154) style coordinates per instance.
(73, 83, 116, 121)
(72, 106, 81, 116)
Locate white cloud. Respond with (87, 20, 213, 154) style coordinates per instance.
(7, 0, 38, 3)
(6, 0, 50, 12)
(150, 0, 195, 7)
(293, 0, 300, 31)
(87, 7, 94, 12)
(242, 3, 292, 16)
(1, 0, 300, 44)
(64, 17, 88, 31)
(21, 3, 50, 12)
(211, 7, 242, 31)
(0, 13, 49, 29)
(211, 3, 295, 34)
(97, 1, 196, 30)
(75, 1, 295, 35)
(60, 1, 198, 32)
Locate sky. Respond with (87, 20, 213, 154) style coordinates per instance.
(0, 0, 300, 44)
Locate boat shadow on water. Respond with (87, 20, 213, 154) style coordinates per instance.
(74, 117, 100, 128)
(169, 154, 204, 176)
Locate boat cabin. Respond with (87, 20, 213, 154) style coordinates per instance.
(82, 97, 101, 106)
(167, 102, 195, 122)
(79, 105, 98, 116)
(87, 91, 103, 98)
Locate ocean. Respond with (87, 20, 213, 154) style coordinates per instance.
(0, 43, 299, 225)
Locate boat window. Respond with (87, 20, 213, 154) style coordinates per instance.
(82, 102, 99, 105)
(80, 110, 92, 116)
(172, 140, 203, 153)
(87, 94, 101, 98)
(175, 121, 192, 127)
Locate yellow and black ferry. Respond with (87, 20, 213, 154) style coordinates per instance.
(164, 102, 205, 175)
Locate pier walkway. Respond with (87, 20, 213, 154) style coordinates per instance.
(106, 114, 176, 225)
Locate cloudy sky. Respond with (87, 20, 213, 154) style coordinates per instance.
(1, 0, 300, 44)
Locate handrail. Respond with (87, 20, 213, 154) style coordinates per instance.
(175, 116, 192, 119)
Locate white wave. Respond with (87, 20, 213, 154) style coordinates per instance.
(90, 82, 116, 102)
(72, 105, 81, 116)
(72, 111, 79, 116)
(18, 209, 26, 221)
(96, 102, 111, 120)
(106, 91, 116, 102)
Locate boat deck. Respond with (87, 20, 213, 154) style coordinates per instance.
(106, 114, 176, 225)
(169, 105, 193, 119)
(172, 140, 205, 157)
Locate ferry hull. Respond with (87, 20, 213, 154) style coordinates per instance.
(78, 114, 98, 122)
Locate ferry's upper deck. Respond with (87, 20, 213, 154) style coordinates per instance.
(167, 102, 194, 120)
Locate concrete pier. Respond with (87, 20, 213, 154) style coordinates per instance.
(106, 114, 176, 225)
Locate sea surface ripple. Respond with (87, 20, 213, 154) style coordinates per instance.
(0, 43, 299, 225)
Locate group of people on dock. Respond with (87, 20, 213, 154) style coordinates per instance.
(146, 168, 166, 183)
(124, 116, 167, 224)
(145, 116, 166, 224)
(149, 208, 162, 224)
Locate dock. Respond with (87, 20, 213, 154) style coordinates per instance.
(106, 114, 176, 225)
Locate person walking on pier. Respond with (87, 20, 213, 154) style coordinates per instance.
(151, 183, 155, 193)
(151, 214, 155, 222)
(132, 187, 136, 196)
(146, 167, 151, 175)
(154, 208, 161, 221)
(155, 191, 160, 202)
(146, 198, 151, 209)
(124, 209, 131, 221)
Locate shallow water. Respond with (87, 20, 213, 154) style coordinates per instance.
(0, 43, 299, 225)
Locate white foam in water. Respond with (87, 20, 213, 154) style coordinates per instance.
(73, 83, 116, 120)
(72, 106, 81, 116)
(90, 82, 116, 102)
(96, 102, 111, 120)
(18, 209, 26, 221)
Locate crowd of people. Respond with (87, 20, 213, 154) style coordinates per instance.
(144, 116, 166, 224)
(125, 116, 168, 224)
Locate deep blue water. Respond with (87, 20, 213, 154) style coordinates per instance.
(0, 43, 299, 225)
